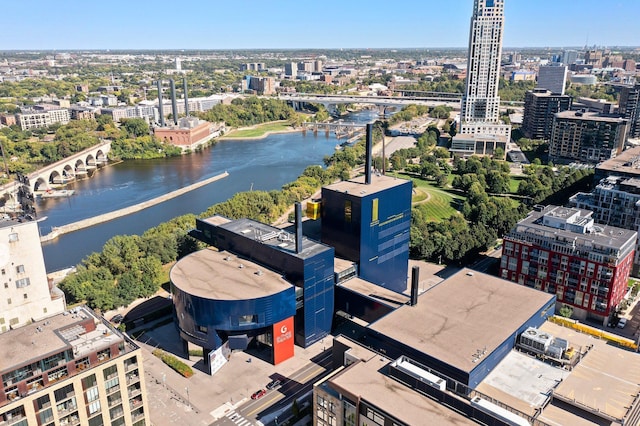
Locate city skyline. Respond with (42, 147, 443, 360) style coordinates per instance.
(2, 0, 639, 51)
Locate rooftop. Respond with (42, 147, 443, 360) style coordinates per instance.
(512, 206, 637, 250)
(555, 110, 627, 123)
(537, 322, 640, 424)
(597, 146, 640, 176)
(216, 217, 332, 260)
(369, 269, 555, 373)
(326, 354, 477, 426)
(0, 306, 131, 372)
(170, 248, 292, 300)
(323, 173, 411, 199)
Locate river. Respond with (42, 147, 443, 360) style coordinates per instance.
(39, 110, 380, 271)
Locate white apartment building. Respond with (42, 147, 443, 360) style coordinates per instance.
(0, 219, 65, 332)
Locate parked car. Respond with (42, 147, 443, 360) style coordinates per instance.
(251, 389, 266, 400)
(266, 379, 281, 390)
(618, 318, 628, 329)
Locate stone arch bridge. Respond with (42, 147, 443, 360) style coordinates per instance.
(23, 141, 111, 192)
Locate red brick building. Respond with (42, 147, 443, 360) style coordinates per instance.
(500, 206, 637, 323)
(154, 117, 224, 151)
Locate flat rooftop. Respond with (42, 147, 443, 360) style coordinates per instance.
(555, 110, 627, 123)
(0, 307, 129, 371)
(327, 355, 477, 425)
(537, 322, 640, 424)
(369, 269, 555, 374)
(170, 248, 292, 300)
(477, 350, 569, 417)
(322, 173, 410, 198)
(513, 207, 637, 249)
(597, 146, 640, 176)
(216, 217, 332, 259)
(339, 277, 410, 307)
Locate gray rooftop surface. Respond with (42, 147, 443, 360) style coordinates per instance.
(338, 277, 410, 307)
(514, 206, 637, 249)
(322, 173, 410, 198)
(368, 269, 555, 374)
(555, 110, 628, 123)
(0, 307, 128, 371)
(476, 350, 569, 416)
(538, 322, 640, 423)
(328, 355, 477, 426)
(597, 146, 640, 176)
(217, 217, 332, 259)
(170, 248, 292, 300)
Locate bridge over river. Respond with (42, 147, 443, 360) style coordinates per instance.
(7, 141, 112, 194)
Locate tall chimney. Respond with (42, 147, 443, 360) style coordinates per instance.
(170, 79, 178, 125)
(183, 77, 190, 117)
(295, 202, 303, 254)
(156, 80, 165, 127)
(365, 123, 373, 184)
(410, 266, 420, 306)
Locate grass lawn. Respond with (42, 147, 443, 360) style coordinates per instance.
(509, 176, 525, 194)
(225, 122, 292, 138)
(410, 176, 466, 221)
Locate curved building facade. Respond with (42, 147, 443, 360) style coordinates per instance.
(171, 248, 296, 364)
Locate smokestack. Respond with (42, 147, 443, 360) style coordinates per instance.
(410, 266, 420, 306)
(183, 77, 189, 117)
(295, 202, 303, 254)
(170, 79, 178, 125)
(365, 123, 373, 184)
(156, 80, 165, 127)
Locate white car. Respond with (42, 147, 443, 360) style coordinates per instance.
(618, 318, 628, 329)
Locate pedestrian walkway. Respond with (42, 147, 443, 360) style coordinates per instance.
(224, 410, 257, 426)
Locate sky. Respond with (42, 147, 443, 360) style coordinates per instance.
(1, 0, 639, 50)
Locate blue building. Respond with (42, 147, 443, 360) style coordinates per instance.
(186, 213, 335, 350)
(321, 174, 412, 294)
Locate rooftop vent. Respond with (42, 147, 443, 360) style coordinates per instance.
(238, 263, 244, 269)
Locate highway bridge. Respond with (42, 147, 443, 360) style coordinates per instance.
(278, 93, 462, 109)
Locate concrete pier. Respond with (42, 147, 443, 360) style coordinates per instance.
(40, 171, 229, 242)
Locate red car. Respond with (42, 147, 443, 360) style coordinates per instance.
(251, 389, 266, 400)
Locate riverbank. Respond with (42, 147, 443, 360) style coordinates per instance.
(221, 121, 301, 140)
(40, 171, 229, 243)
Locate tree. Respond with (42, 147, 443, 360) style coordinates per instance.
(121, 118, 150, 138)
(559, 305, 573, 318)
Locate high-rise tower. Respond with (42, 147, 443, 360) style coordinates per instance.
(459, 0, 510, 136)
(452, 0, 510, 157)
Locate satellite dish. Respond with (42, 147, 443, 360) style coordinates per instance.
(0, 243, 9, 267)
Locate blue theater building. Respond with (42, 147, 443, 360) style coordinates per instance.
(170, 125, 556, 392)
(321, 174, 412, 294)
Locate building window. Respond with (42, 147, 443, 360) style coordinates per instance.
(198, 325, 208, 333)
(82, 375, 97, 391)
(103, 365, 118, 381)
(15, 265, 25, 274)
(8, 233, 18, 242)
(85, 386, 100, 403)
(87, 400, 101, 415)
(16, 278, 30, 288)
(23, 294, 27, 300)
(344, 200, 352, 223)
(7, 298, 10, 305)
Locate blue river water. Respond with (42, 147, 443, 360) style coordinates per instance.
(39, 110, 379, 271)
